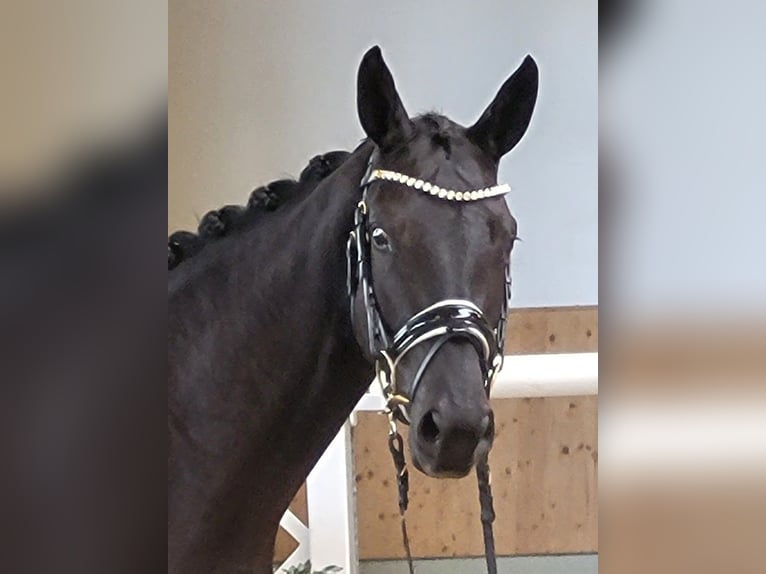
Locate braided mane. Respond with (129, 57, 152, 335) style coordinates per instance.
(168, 150, 350, 271)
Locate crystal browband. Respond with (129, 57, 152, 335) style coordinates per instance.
(368, 169, 511, 202)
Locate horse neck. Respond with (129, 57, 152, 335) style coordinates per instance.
(255, 144, 376, 465)
(168, 143, 375, 572)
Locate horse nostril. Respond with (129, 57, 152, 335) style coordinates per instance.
(419, 410, 440, 444)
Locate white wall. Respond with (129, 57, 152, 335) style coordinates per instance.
(603, 0, 766, 317)
(169, 0, 597, 308)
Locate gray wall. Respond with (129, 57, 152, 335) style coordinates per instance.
(169, 0, 597, 308)
(602, 0, 766, 316)
(360, 554, 598, 574)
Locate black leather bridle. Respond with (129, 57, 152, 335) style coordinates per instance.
(347, 157, 511, 421)
(346, 153, 512, 574)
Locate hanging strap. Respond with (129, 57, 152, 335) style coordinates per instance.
(386, 430, 499, 574)
(388, 429, 415, 574)
(476, 453, 498, 574)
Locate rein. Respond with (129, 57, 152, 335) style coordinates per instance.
(346, 154, 511, 574)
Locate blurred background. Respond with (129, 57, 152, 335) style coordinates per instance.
(0, 0, 166, 194)
(1, 2, 166, 573)
(601, 1, 766, 573)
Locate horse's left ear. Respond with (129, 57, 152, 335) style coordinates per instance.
(467, 55, 539, 162)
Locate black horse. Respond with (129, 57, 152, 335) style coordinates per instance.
(168, 46, 537, 573)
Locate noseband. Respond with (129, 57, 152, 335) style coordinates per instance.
(346, 156, 512, 424)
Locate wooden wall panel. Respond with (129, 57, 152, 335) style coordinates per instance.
(275, 306, 598, 561)
(354, 396, 597, 558)
(504, 305, 598, 355)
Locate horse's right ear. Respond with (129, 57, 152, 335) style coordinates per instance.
(357, 46, 413, 150)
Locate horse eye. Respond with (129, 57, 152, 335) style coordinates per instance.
(371, 227, 392, 251)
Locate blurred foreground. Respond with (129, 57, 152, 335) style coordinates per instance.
(602, 0, 766, 572)
(1, 2, 166, 572)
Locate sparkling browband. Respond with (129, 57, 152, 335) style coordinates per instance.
(368, 169, 511, 202)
